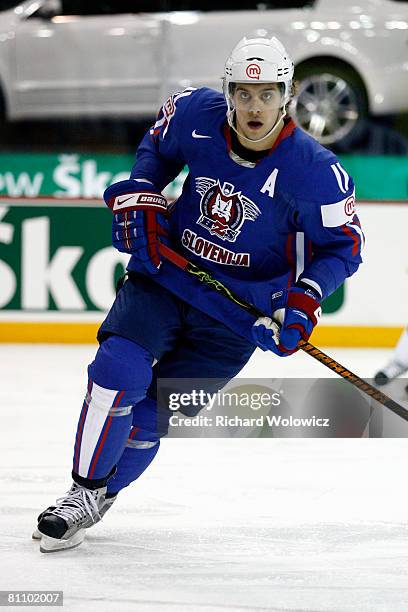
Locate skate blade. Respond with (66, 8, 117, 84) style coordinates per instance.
(40, 530, 86, 553)
(32, 528, 41, 540)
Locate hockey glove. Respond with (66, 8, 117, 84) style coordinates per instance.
(104, 180, 169, 275)
(252, 285, 321, 357)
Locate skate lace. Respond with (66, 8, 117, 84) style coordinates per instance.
(53, 486, 101, 524)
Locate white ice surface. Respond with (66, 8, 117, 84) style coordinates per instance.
(0, 345, 407, 612)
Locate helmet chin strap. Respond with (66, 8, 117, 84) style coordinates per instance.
(228, 108, 286, 145)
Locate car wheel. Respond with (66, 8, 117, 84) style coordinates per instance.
(291, 63, 368, 148)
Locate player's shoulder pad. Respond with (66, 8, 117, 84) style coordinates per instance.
(170, 87, 226, 125)
(290, 130, 354, 200)
(150, 87, 197, 139)
(150, 87, 225, 140)
(288, 130, 355, 225)
(190, 87, 226, 111)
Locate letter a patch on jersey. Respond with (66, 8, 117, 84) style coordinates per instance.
(260, 169, 279, 198)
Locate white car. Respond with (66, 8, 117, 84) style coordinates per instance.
(0, 0, 407, 146)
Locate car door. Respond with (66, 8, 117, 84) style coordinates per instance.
(12, 0, 162, 118)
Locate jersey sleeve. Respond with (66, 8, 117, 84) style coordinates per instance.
(129, 88, 197, 191)
(295, 161, 364, 300)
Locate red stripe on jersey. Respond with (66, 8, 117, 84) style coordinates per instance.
(223, 117, 295, 156)
(342, 224, 360, 256)
(307, 239, 313, 263)
(267, 118, 296, 155)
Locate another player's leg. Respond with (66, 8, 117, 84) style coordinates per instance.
(374, 328, 408, 385)
(36, 335, 154, 552)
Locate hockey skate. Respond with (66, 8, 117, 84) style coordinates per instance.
(34, 482, 116, 553)
(374, 360, 408, 386)
(32, 491, 117, 542)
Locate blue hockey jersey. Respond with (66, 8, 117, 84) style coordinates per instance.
(127, 87, 364, 342)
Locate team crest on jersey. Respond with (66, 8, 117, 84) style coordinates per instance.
(195, 177, 260, 242)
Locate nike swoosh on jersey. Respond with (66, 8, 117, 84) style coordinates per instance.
(192, 130, 212, 139)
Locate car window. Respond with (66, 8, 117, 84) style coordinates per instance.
(58, 0, 314, 15)
(59, 1, 162, 15)
(159, 1, 315, 9)
(0, 0, 23, 11)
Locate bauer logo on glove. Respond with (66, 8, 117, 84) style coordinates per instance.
(111, 192, 167, 213)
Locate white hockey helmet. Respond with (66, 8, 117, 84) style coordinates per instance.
(223, 30, 294, 121)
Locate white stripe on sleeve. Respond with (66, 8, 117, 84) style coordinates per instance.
(336, 162, 350, 192)
(330, 163, 347, 194)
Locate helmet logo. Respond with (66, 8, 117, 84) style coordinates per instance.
(245, 63, 261, 80)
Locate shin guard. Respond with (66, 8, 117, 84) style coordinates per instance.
(72, 335, 153, 481)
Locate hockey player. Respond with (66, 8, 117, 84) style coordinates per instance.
(34, 31, 364, 552)
(374, 328, 408, 386)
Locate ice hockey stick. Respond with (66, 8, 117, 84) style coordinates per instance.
(158, 242, 408, 423)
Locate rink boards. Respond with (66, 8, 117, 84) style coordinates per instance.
(0, 197, 406, 347)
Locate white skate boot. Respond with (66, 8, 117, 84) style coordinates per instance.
(374, 360, 408, 386)
(35, 482, 116, 553)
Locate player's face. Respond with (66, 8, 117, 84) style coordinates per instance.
(232, 83, 283, 145)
